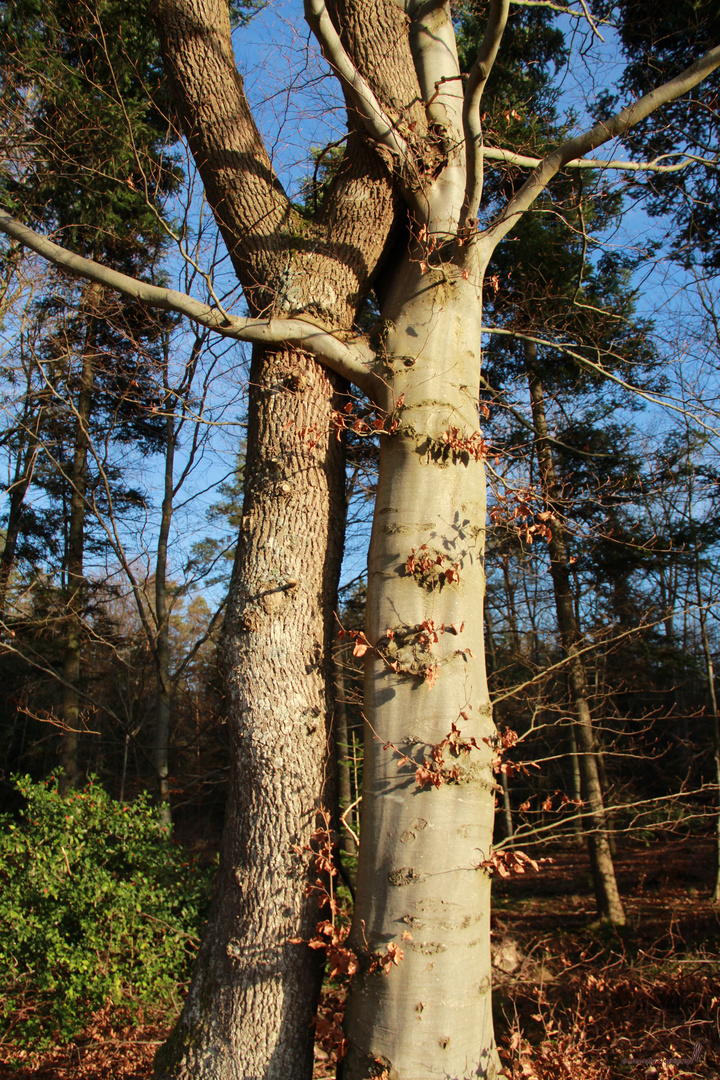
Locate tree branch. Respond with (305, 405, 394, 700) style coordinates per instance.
(407, 1, 464, 137)
(461, 0, 510, 225)
(482, 325, 720, 437)
(304, 0, 409, 160)
(481, 43, 720, 250)
(482, 145, 720, 174)
(0, 212, 380, 397)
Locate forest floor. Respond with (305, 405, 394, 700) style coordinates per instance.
(1, 836, 718, 1080)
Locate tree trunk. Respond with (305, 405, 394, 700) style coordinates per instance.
(343, 261, 500, 1080)
(151, 2, 402, 1073)
(0, 430, 41, 613)
(526, 345, 625, 925)
(567, 723, 584, 844)
(154, 366, 176, 827)
(60, 307, 97, 792)
(335, 641, 358, 859)
(693, 554, 720, 903)
(155, 346, 347, 1080)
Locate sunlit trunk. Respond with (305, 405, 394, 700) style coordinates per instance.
(343, 261, 500, 1079)
(155, 346, 346, 1080)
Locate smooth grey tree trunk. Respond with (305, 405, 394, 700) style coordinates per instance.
(343, 259, 500, 1079)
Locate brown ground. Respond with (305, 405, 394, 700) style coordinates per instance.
(2, 838, 718, 1080)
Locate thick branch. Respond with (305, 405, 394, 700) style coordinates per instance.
(461, 0, 510, 224)
(481, 43, 720, 250)
(152, 0, 293, 313)
(304, 0, 409, 159)
(407, 1, 464, 137)
(0, 212, 380, 396)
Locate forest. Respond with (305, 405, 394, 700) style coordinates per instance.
(0, 1, 718, 1078)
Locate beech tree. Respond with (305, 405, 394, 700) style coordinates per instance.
(1, 3, 719, 1079)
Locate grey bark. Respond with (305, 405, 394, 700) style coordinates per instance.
(342, 259, 500, 1080)
(155, 345, 347, 1079)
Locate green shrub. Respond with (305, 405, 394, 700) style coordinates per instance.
(0, 775, 214, 1045)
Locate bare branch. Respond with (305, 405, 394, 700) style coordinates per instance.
(509, 0, 611, 20)
(481, 43, 720, 250)
(304, 0, 409, 160)
(482, 145, 720, 174)
(0, 212, 380, 396)
(461, 0, 510, 224)
(483, 326, 720, 438)
(576, 0, 605, 43)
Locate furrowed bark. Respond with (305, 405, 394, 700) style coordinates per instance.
(151, 3, 402, 1075)
(155, 346, 346, 1080)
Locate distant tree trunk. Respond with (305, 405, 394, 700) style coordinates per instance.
(568, 723, 584, 844)
(60, 303, 97, 792)
(501, 551, 521, 654)
(0, 356, 47, 611)
(154, 354, 175, 827)
(0, 437, 38, 612)
(526, 342, 625, 925)
(693, 553, 720, 903)
(485, 608, 514, 845)
(335, 640, 358, 859)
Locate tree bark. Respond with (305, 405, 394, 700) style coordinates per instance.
(153, 375, 175, 827)
(150, 2, 410, 1073)
(342, 259, 500, 1080)
(526, 345, 625, 925)
(0, 437, 38, 613)
(693, 552, 720, 903)
(155, 345, 346, 1080)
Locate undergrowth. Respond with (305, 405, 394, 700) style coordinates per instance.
(0, 775, 213, 1051)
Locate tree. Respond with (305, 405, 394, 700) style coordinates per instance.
(0, 0, 178, 787)
(1, 3, 718, 1078)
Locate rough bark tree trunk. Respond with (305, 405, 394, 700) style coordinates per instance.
(526, 345, 625, 925)
(151, 2, 404, 1073)
(155, 345, 346, 1080)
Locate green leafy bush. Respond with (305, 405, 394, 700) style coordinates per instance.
(0, 775, 214, 1045)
